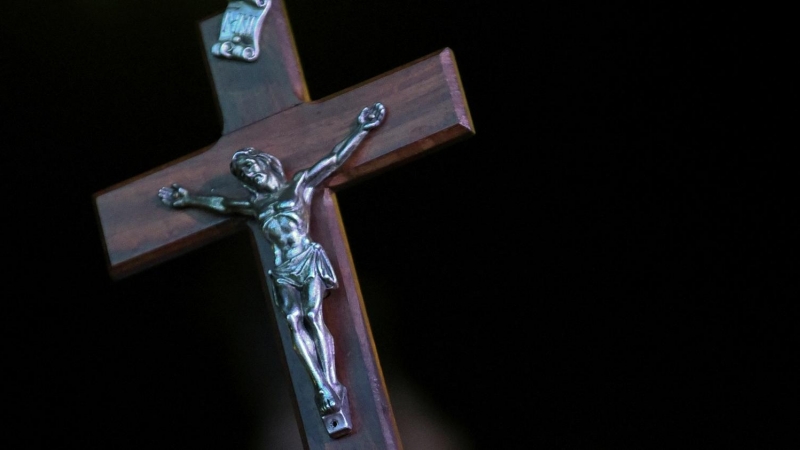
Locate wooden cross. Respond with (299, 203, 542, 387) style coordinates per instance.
(93, 1, 473, 448)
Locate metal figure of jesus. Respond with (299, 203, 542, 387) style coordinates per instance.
(158, 102, 386, 430)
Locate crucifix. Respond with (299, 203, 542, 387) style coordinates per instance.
(93, 1, 473, 448)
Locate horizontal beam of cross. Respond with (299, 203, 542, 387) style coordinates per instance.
(94, 49, 473, 281)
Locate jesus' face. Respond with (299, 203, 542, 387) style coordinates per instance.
(232, 156, 281, 192)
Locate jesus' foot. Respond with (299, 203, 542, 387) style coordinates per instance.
(315, 386, 340, 415)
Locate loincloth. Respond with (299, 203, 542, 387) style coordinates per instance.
(271, 242, 338, 289)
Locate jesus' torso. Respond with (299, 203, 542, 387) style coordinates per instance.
(255, 173, 314, 264)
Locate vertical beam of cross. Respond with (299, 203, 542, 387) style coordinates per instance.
(93, 1, 474, 448)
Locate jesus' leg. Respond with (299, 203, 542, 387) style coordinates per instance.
(303, 279, 344, 402)
(276, 284, 337, 414)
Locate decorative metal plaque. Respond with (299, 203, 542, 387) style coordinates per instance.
(211, 0, 272, 62)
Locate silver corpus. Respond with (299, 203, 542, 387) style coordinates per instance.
(158, 103, 387, 438)
(211, 0, 272, 62)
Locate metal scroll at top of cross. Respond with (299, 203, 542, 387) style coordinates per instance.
(211, 0, 272, 62)
(93, 1, 474, 448)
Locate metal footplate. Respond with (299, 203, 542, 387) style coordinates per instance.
(322, 388, 352, 438)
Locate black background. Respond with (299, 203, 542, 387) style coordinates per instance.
(5, 1, 794, 449)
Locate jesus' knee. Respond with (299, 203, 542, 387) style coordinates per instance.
(285, 310, 303, 333)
